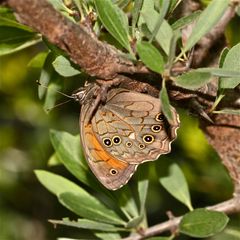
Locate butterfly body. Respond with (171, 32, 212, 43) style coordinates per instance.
(74, 84, 180, 190)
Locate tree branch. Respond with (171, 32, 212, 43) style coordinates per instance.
(7, 0, 148, 79)
(122, 197, 240, 240)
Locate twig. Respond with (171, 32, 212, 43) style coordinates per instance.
(122, 197, 240, 240)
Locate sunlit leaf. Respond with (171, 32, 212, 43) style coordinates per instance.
(28, 52, 48, 68)
(59, 192, 126, 226)
(35, 170, 87, 197)
(180, 209, 229, 237)
(52, 55, 81, 77)
(160, 164, 193, 211)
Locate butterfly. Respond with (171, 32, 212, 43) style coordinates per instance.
(73, 83, 180, 190)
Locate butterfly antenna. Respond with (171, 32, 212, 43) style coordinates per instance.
(46, 99, 72, 112)
(36, 80, 75, 99)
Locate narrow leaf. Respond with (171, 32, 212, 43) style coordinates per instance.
(59, 192, 125, 226)
(218, 47, 229, 68)
(52, 55, 81, 77)
(138, 167, 149, 215)
(95, 0, 131, 52)
(49, 218, 124, 232)
(159, 80, 174, 123)
(28, 52, 48, 68)
(137, 41, 164, 74)
(43, 79, 62, 112)
(38, 51, 56, 99)
(220, 43, 240, 89)
(184, 0, 229, 52)
(141, 3, 173, 55)
(160, 164, 193, 211)
(180, 209, 229, 237)
(131, 0, 143, 37)
(149, 0, 170, 42)
(213, 109, 240, 115)
(114, 186, 139, 220)
(171, 10, 201, 30)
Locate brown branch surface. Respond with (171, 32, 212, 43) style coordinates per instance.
(7, 0, 148, 79)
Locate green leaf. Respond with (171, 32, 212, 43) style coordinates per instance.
(52, 55, 81, 77)
(49, 218, 124, 232)
(47, 0, 75, 21)
(35, 170, 87, 197)
(160, 164, 193, 211)
(59, 192, 126, 226)
(180, 209, 229, 237)
(137, 41, 164, 74)
(159, 80, 174, 123)
(183, 0, 229, 52)
(220, 43, 240, 89)
(0, 26, 40, 56)
(47, 153, 61, 166)
(175, 71, 211, 90)
(137, 167, 149, 216)
(131, 0, 143, 37)
(49, 130, 104, 191)
(171, 10, 201, 30)
(94, 232, 121, 240)
(0, 16, 34, 32)
(149, 0, 170, 42)
(114, 186, 139, 220)
(95, 0, 131, 52)
(28, 52, 48, 68)
(125, 215, 144, 229)
(140, 1, 173, 55)
(38, 51, 56, 99)
(218, 47, 229, 68)
(43, 79, 62, 112)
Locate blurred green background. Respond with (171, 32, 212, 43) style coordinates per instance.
(0, 43, 239, 240)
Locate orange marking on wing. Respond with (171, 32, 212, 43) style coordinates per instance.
(84, 124, 128, 169)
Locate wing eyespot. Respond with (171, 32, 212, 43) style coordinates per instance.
(103, 138, 112, 147)
(110, 169, 118, 175)
(143, 134, 155, 144)
(151, 125, 162, 133)
(126, 141, 132, 147)
(155, 113, 165, 122)
(139, 143, 145, 149)
(112, 136, 121, 145)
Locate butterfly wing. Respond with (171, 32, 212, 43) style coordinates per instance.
(80, 99, 138, 190)
(91, 88, 180, 164)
